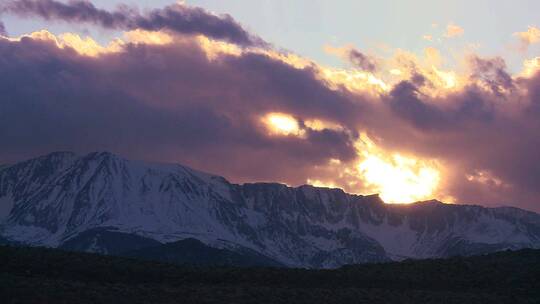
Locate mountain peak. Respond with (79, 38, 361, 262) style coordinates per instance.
(86, 151, 113, 156)
(414, 199, 445, 205)
(2, 152, 540, 268)
(83, 151, 122, 161)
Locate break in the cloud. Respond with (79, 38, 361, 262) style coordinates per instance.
(514, 26, 540, 51)
(444, 22, 464, 38)
(0, 0, 264, 46)
(2, 1, 540, 212)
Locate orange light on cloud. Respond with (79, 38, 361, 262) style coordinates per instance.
(321, 68, 389, 93)
(514, 26, 540, 50)
(124, 29, 174, 45)
(466, 170, 506, 188)
(304, 119, 343, 132)
(445, 23, 464, 38)
(262, 112, 304, 137)
(522, 57, 540, 76)
(3, 29, 176, 57)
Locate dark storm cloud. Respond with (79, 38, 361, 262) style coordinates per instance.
(1, 0, 264, 46)
(1, 7, 540, 212)
(388, 80, 450, 130)
(0, 20, 6, 36)
(347, 49, 377, 72)
(387, 79, 495, 130)
(0, 35, 360, 186)
(227, 53, 365, 126)
(370, 62, 540, 211)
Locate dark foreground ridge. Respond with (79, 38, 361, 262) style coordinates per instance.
(1, 245, 539, 304)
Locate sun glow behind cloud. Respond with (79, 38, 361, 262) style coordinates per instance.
(260, 110, 443, 204)
(359, 154, 440, 204)
(262, 113, 304, 137)
(212, 43, 538, 207)
(300, 132, 443, 204)
(356, 134, 441, 204)
(5, 20, 539, 208)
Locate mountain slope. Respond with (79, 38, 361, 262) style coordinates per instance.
(1, 152, 540, 268)
(59, 228, 162, 255)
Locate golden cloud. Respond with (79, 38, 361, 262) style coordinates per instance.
(261, 113, 305, 137)
(6, 26, 540, 208)
(514, 26, 540, 51)
(445, 23, 464, 38)
(422, 34, 434, 42)
(522, 57, 540, 76)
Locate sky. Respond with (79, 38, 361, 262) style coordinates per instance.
(1, 0, 540, 211)
(4, 0, 540, 70)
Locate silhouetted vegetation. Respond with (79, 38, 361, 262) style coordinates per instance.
(123, 238, 284, 267)
(1, 245, 539, 303)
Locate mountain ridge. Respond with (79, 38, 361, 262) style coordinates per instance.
(1, 151, 540, 268)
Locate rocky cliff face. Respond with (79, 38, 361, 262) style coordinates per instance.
(1, 152, 539, 268)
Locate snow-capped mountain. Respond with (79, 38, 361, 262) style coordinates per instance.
(1, 152, 540, 268)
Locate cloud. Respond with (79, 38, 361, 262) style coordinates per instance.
(444, 22, 464, 38)
(0, 20, 6, 36)
(2, 4, 540, 211)
(347, 49, 378, 72)
(325, 45, 378, 72)
(422, 35, 433, 42)
(0, 32, 361, 188)
(1, 0, 264, 46)
(514, 26, 540, 51)
(468, 55, 514, 95)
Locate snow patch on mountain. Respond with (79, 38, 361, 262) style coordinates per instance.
(1, 152, 540, 267)
(0, 194, 14, 221)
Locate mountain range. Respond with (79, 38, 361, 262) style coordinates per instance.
(1, 151, 539, 268)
